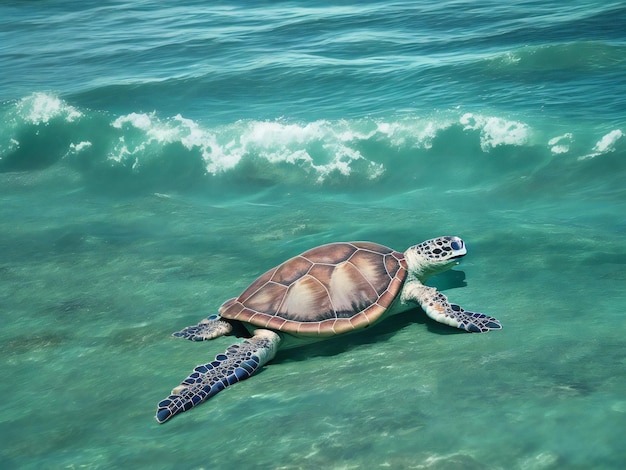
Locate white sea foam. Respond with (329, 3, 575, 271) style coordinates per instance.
(107, 110, 470, 182)
(548, 133, 573, 154)
(4, 94, 561, 186)
(592, 129, 623, 153)
(109, 112, 387, 182)
(113, 112, 153, 131)
(460, 113, 530, 151)
(375, 118, 445, 149)
(16, 92, 82, 124)
(70, 141, 92, 152)
(579, 129, 623, 160)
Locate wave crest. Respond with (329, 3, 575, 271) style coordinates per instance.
(1, 93, 623, 196)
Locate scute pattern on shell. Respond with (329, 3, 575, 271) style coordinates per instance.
(219, 242, 408, 337)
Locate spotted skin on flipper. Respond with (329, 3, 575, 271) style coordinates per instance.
(156, 331, 280, 423)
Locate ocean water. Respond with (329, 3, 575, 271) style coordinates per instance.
(1, 1, 625, 468)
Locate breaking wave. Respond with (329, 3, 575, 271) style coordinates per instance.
(1, 93, 623, 197)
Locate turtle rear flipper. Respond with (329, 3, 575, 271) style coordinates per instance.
(172, 314, 233, 341)
(156, 329, 281, 423)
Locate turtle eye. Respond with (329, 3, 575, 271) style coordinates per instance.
(451, 240, 463, 251)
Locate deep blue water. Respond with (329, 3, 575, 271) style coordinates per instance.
(1, 1, 625, 469)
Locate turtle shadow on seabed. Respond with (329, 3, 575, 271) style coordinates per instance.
(276, 269, 468, 364)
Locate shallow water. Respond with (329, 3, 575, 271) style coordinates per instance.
(1, 1, 625, 469)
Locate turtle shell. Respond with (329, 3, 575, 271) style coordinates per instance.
(219, 242, 408, 338)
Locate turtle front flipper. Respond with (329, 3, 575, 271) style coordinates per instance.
(172, 314, 233, 341)
(404, 282, 502, 333)
(156, 329, 281, 423)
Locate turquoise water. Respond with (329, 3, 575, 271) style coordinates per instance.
(1, 1, 625, 468)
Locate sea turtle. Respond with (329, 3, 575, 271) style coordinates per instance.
(156, 236, 501, 423)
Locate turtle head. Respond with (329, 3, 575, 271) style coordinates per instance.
(405, 236, 467, 281)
